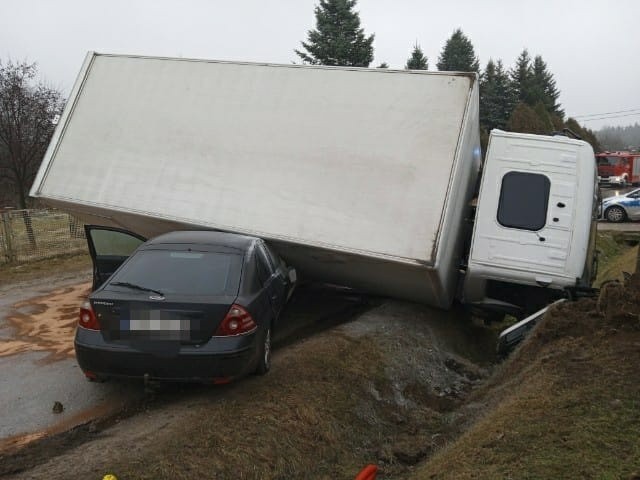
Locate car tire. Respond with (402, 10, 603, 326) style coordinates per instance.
(255, 325, 272, 375)
(605, 205, 627, 223)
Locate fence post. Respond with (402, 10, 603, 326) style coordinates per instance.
(1, 212, 16, 263)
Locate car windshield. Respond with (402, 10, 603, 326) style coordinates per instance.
(107, 250, 242, 296)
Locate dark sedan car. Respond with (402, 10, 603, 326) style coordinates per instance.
(75, 227, 296, 383)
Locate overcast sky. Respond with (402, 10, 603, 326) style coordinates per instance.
(1, 0, 638, 129)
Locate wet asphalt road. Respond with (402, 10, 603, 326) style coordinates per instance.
(0, 275, 143, 448)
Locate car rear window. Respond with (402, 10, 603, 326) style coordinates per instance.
(107, 250, 242, 296)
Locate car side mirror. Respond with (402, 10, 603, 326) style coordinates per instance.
(288, 267, 297, 284)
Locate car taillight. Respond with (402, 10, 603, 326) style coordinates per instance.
(79, 299, 100, 330)
(215, 304, 257, 336)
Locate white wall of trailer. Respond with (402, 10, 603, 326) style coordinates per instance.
(31, 53, 481, 307)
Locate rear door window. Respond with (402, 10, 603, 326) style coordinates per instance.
(497, 172, 550, 231)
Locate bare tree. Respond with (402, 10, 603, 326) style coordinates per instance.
(0, 60, 64, 209)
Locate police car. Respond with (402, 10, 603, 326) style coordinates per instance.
(601, 188, 640, 222)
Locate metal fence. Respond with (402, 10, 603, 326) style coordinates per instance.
(0, 209, 86, 264)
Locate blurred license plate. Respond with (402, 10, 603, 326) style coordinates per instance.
(121, 310, 190, 331)
(128, 319, 189, 331)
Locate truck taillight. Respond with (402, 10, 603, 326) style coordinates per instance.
(79, 299, 100, 330)
(215, 304, 257, 336)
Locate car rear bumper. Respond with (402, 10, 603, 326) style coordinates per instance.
(74, 327, 260, 382)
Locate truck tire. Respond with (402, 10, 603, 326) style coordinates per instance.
(605, 206, 626, 223)
(255, 325, 272, 375)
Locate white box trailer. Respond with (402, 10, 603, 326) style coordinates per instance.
(31, 53, 597, 313)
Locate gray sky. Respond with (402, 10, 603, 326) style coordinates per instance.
(1, 0, 638, 129)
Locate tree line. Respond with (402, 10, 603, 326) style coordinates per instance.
(295, 0, 601, 152)
(597, 123, 640, 151)
(0, 0, 611, 208)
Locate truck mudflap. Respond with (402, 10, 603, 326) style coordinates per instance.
(497, 299, 566, 355)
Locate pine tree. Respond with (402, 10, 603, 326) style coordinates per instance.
(405, 43, 428, 70)
(480, 59, 514, 132)
(436, 28, 480, 72)
(531, 55, 563, 118)
(510, 49, 534, 105)
(295, 0, 375, 67)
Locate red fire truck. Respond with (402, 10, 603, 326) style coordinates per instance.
(596, 151, 640, 187)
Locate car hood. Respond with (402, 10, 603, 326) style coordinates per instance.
(602, 195, 627, 206)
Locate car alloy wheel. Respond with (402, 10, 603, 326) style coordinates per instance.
(606, 206, 626, 223)
(255, 326, 271, 375)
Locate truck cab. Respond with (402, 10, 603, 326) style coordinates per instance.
(463, 130, 598, 317)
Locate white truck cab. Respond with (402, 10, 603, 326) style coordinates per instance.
(464, 130, 598, 316)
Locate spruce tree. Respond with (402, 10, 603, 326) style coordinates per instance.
(436, 28, 480, 72)
(405, 43, 428, 70)
(510, 49, 534, 105)
(480, 59, 514, 132)
(531, 55, 563, 118)
(295, 0, 375, 67)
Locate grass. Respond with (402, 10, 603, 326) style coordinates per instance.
(98, 332, 432, 479)
(595, 231, 638, 286)
(410, 331, 640, 478)
(0, 252, 91, 286)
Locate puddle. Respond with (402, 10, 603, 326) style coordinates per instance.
(0, 282, 91, 362)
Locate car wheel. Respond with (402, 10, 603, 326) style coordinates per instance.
(255, 325, 271, 375)
(605, 206, 627, 223)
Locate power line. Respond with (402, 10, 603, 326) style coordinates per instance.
(572, 107, 640, 119)
(580, 112, 640, 122)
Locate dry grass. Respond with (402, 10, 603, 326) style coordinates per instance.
(0, 252, 91, 286)
(408, 279, 640, 480)
(103, 328, 454, 480)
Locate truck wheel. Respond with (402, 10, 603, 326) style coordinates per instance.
(605, 206, 626, 223)
(255, 325, 272, 375)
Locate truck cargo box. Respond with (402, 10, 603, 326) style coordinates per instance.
(31, 53, 481, 307)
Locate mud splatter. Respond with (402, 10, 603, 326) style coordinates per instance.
(0, 282, 91, 362)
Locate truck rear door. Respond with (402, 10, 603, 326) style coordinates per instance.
(84, 225, 147, 290)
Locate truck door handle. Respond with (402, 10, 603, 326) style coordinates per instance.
(557, 202, 566, 208)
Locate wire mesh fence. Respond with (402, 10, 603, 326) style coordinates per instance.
(0, 209, 86, 265)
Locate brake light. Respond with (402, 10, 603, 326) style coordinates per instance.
(79, 299, 100, 330)
(215, 304, 257, 336)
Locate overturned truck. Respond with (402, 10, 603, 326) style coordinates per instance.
(31, 52, 598, 316)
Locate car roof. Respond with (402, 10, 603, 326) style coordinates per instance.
(145, 230, 259, 249)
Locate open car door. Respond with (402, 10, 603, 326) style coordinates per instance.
(84, 225, 147, 291)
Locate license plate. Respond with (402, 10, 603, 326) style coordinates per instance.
(120, 310, 190, 331)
